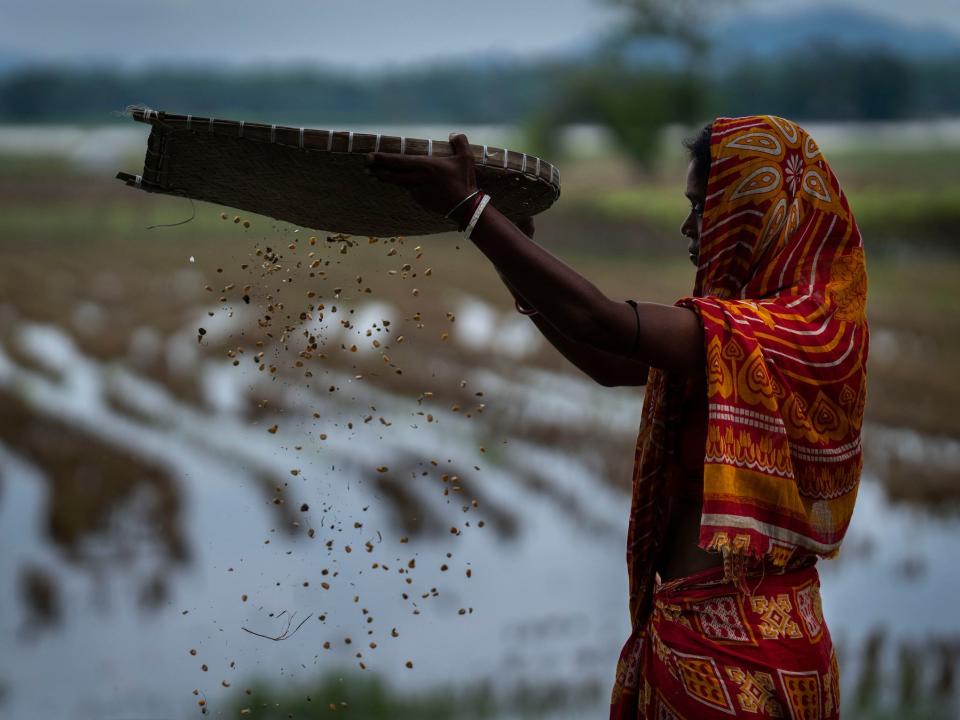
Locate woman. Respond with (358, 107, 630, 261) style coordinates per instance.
(366, 114, 868, 719)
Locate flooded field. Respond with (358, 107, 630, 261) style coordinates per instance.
(1, 126, 959, 719)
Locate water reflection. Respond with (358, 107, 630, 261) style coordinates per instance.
(1, 289, 959, 718)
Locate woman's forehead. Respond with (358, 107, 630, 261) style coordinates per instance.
(685, 159, 706, 195)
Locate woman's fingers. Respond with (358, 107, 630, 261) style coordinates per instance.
(366, 151, 432, 170)
(448, 133, 472, 158)
(368, 167, 425, 185)
(362, 134, 476, 214)
(367, 134, 471, 166)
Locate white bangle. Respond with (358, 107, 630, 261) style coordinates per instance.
(464, 193, 491, 239)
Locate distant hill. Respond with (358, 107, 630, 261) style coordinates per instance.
(613, 5, 960, 70)
(0, 50, 27, 74)
(709, 6, 960, 62)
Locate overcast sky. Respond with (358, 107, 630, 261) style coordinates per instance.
(2, 0, 959, 70)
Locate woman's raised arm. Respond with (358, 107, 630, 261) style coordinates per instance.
(365, 133, 704, 377)
(471, 207, 704, 376)
(493, 224, 648, 387)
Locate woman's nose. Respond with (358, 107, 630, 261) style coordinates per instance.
(681, 212, 697, 240)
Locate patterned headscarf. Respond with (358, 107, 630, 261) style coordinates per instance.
(624, 115, 869, 625)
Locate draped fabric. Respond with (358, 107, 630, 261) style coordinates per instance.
(680, 116, 868, 574)
(611, 563, 840, 719)
(611, 116, 868, 717)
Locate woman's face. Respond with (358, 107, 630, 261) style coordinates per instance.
(681, 159, 706, 267)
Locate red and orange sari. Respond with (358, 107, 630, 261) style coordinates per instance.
(610, 116, 868, 719)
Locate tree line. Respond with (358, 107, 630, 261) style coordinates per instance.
(2, 44, 958, 171)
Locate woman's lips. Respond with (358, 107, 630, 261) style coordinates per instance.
(687, 240, 699, 266)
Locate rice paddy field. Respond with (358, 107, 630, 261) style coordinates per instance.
(1, 123, 959, 720)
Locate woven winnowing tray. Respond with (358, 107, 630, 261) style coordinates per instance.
(116, 108, 561, 237)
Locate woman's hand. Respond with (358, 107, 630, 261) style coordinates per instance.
(365, 133, 478, 218)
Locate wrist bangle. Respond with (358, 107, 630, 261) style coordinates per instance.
(464, 193, 491, 239)
(445, 189, 480, 220)
(457, 192, 485, 232)
(515, 298, 539, 316)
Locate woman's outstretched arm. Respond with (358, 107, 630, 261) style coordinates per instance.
(517, 301, 650, 387)
(365, 134, 704, 376)
(493, 223, 648, 387)
(471, 207, 704, 375)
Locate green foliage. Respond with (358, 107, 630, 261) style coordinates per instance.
(588, 69, 703, 169)
(599, 0, 740, 56)
(2, 48, 959, 131)
(562, 180, 960, 251)
(713, 43, 915, 121)
(524, 65, 704, 171)
(848, 699, 957, 720)
(0, 61, 569, 125)
(527, 0, 723, 170)
(226, 671, 498, 720)
(223, 670, 605, 719)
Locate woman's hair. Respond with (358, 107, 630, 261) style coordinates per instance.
(683, 123, 712, 187)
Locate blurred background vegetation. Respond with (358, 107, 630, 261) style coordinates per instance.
(4, 4, 960, 157)
(2, 0, 960, 718)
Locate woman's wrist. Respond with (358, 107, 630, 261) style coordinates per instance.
(449, 190, 484, 232)
(463, 193, 491, 238)
(445, 189, 479, 224)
